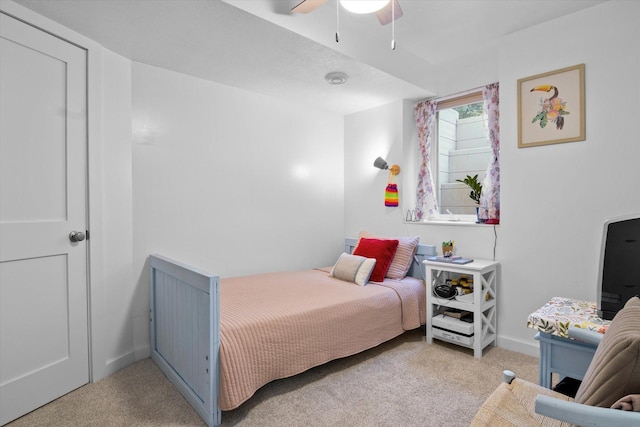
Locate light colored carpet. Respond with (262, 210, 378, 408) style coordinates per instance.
(6, 328, 538, 426)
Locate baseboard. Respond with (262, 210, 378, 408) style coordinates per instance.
(91, 350, 136, 382)
(496, 335, 539, 357)
(134, 344, 151, 360)
(105, 351, 136, 376)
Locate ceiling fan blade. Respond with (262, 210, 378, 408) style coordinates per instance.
(376, 0, 403, 25)
(291, 0, 328, 14)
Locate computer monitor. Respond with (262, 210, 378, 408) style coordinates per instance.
(597, 214, 640, 320)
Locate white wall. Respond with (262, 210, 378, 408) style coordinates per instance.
(98, 49, 135, 371)
(345, 1, 640, 356)
(497, 0, 640, 354)
(344, 100, 406, 235)
(130, 63, 345, 356)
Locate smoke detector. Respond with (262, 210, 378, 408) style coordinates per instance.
(325, 72, 348, 85)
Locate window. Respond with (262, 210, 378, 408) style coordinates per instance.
(412, 84, 500, 223)
(434, 94, 490, 216)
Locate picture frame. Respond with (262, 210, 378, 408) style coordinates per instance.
(517, 64, 585, 148)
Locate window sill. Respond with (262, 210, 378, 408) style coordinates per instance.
(405, 218, 498, 227)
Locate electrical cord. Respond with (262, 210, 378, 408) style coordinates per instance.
(493, 224, 497, 261)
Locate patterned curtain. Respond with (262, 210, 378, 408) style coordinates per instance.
(414, 100, 439, 220)
(479, 83, 500, 223)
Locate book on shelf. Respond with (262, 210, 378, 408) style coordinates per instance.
(426, 256, 474, 264)
(442, 309, 473, 323)
(443, 308, 472, 319)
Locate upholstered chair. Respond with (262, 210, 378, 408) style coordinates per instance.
(471, 296, 640, 426)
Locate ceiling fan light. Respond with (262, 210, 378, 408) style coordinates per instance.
(340, 0, 390, 14)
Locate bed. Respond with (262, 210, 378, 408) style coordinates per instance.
(149, 236, 436, 426)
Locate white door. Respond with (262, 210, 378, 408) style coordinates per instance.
(0, 12, 89, 425)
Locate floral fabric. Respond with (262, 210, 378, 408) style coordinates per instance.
(479, 83, 500, 223)
(527, 297, 610, 338)
(414, 100, 439, 220)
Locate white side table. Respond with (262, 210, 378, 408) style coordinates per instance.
(424, 259, 499, 358)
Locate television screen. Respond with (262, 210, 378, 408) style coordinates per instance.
(597, 214, 640, 320)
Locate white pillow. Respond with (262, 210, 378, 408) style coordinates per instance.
(330, 253, 376, 286)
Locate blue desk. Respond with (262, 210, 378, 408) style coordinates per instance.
(528, 297, 609, 388)
(535, 331, 598, 388)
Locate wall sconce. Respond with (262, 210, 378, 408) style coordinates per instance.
(373, 156, 400, 175)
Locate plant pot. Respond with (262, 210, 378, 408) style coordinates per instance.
(476, 206, 486, 224)
(442, 245, 453, 257)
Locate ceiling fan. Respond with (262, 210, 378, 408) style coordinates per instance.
(292, 0, 403, 26)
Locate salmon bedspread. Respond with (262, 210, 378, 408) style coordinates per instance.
(218, 267, 426, 410)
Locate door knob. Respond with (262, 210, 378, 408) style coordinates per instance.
(69, 231, 86, 242)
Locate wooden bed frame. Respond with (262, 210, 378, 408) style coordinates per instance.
(149, 238, 436, 426)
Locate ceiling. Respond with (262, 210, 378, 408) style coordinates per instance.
(12, 0, 605, 115)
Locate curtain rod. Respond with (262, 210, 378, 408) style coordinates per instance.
(435, 86, 484, 102)
(419, 85, 486, 104)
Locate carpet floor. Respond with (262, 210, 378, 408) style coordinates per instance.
(6, 328, 538, 426)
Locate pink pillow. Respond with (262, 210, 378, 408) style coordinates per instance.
(353, 238, 399, 282)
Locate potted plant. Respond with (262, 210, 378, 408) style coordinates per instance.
(456, 174, 483, 222)
(442, 240, 454, 257)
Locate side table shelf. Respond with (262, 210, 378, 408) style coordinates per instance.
(424, 259, 499, 358)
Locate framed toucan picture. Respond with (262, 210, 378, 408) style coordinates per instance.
(517, 63, 585, 148)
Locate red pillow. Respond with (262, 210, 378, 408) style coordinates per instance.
(353, 238, 399, 282)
